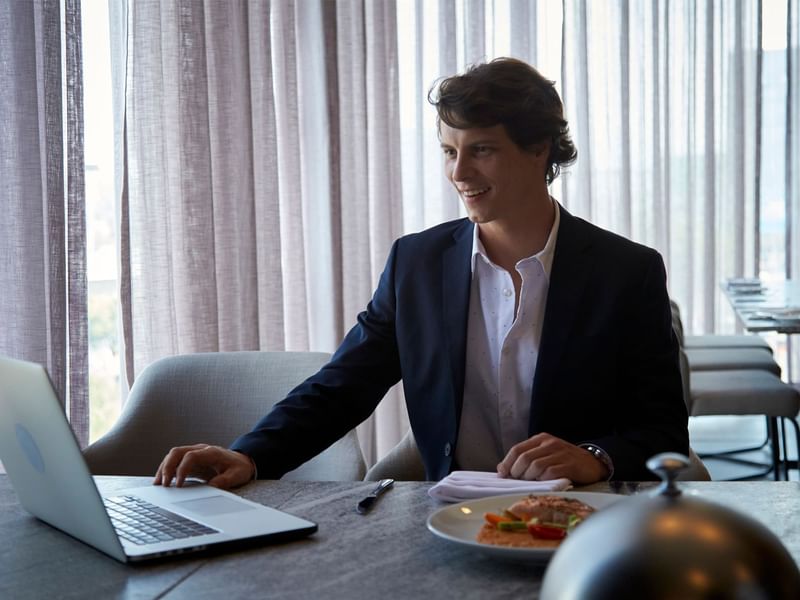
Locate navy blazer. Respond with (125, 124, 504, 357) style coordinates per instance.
(231, 206, 689, 481)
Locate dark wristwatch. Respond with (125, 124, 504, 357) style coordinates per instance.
(579, 443, 614, 479)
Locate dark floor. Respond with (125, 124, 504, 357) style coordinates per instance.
(690, 415, 799, 481)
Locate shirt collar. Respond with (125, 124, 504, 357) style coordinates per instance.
(470, 199, 561, 278)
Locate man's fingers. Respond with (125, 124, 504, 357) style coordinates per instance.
(153, 444, 209, 487)
(153, 445, 256, 490)
(510, 449, 551, 479)
(173, 445, 220, 487)
(498, 433, 585, 480)
(153, 447, 184, 486)
(153, 464, 164, 485)
(503, 439, 552, 479)
(537, 462, 570, 481)
(164, 445, 202, 486)
(497, 435, 543, 476)
(497, 432, 611, 484)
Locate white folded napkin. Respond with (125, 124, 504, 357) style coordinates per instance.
(428, 470, 572, 503)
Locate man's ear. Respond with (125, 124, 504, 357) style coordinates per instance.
(532, 141, 550, 158)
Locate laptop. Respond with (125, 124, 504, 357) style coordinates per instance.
(0, 356, 317, 563)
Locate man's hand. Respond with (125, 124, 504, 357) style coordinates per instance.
(496, 433, 609, 484)
(153, 444, 256, 490)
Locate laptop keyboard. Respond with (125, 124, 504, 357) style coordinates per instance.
(104, 495, 219, 546)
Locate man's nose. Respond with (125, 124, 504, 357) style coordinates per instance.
(451, 155, 474, 181)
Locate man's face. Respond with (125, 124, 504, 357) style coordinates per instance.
(440, 123, 548, 225)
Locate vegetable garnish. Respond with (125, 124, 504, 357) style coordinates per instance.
(567, 514, 582, 529)
(484, 512, 514, 526)
(527, 522, 567, 540)
(497, 520, 529, 532)
(485, 512, 584, 539)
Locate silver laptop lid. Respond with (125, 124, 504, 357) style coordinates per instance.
(0, 357, 126, 561)
(0, 356, 318, 563)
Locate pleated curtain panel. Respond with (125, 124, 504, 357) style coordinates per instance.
(0, 0, 89, 446)
(118, 1, 406, 462)
(2, 0, 798, 462)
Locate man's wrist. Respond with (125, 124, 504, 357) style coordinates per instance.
(233, 449, 258, 481)
(579, 443, 614, 480)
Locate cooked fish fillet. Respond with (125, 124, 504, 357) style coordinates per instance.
(507, 495, 595, 524)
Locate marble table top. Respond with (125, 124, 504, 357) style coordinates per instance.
(1, 476, 798, 599)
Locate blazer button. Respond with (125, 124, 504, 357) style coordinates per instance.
(444, 443, 452, 457)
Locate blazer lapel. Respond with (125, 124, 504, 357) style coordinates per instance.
(529, 205, 596, 433)
(442, 220, 473, 428)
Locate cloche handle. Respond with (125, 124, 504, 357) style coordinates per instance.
(646, 453, 689, 498)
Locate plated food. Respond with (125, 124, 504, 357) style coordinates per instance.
(476, 495, 596, 548)
(426, 492, 623, 562)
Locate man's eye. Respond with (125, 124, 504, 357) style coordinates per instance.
(474, 146, 491, 155)
(443, 148, 456, 158)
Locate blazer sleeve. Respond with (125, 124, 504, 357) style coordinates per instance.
(230, 241, 403, 479)
(584, 251, 689, 480)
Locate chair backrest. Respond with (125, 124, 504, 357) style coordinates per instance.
(83, 351, 366, 480)
(365, 429, 711, 482)
(678, 348, 693, 414)
(364, 428, 426, 481)
(669, 299, 685, 347)
(684, 448, 712, 481)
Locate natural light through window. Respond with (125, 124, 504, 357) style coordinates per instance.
(80, 0, 794, 442)
(758, 0, 790, 376)
(82, 2, 121, 443)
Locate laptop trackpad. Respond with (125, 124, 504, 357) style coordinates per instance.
(173, 495, 257, 516)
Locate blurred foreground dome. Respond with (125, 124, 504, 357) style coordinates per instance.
(541, 454, 800, 600)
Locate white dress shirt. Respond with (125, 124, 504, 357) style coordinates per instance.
(454, 202, 560, 471)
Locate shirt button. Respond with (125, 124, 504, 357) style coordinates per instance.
(444, 443, 452, 457)
(503, 288, 512, 297)
(502, 347, 511, 356)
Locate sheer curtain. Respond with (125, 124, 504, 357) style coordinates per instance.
(788, 0, 799, 377)
(559, 0, 765, 336)
(118, 0, 403, 463)
(558, 0, 799, 380)
(0, 0, 89, 446)
(397, 0, 798, 338)
(117, 0, 799, 464)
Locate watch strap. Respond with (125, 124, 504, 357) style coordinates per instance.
(579, 443, 615, 480)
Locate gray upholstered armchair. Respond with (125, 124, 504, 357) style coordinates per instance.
(83, 351, 366, 481)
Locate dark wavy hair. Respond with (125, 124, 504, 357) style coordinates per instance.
(428, 57, 577, 185)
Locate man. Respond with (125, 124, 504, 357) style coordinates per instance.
(155, 58, 689, 489)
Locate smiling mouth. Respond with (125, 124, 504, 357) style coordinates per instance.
(460, 186, 491, 199)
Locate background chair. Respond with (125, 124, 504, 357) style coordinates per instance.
(669, 300, 780, 375)
(671, 300, 800, 480)
(669, 300, 774, 354)
(683, 347, 781, 376)
(365, 429, 711, 482)
(365, 428, 427, 481)
(683, 333, 773, 353)
(689, 368, 800, 480)
(84, 351, 366, 480)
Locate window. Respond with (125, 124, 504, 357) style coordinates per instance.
(759, 0, 790, 374)
(82, 2, 121, 442)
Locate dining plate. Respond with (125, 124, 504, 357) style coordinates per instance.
(426, 491, 626, 563)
